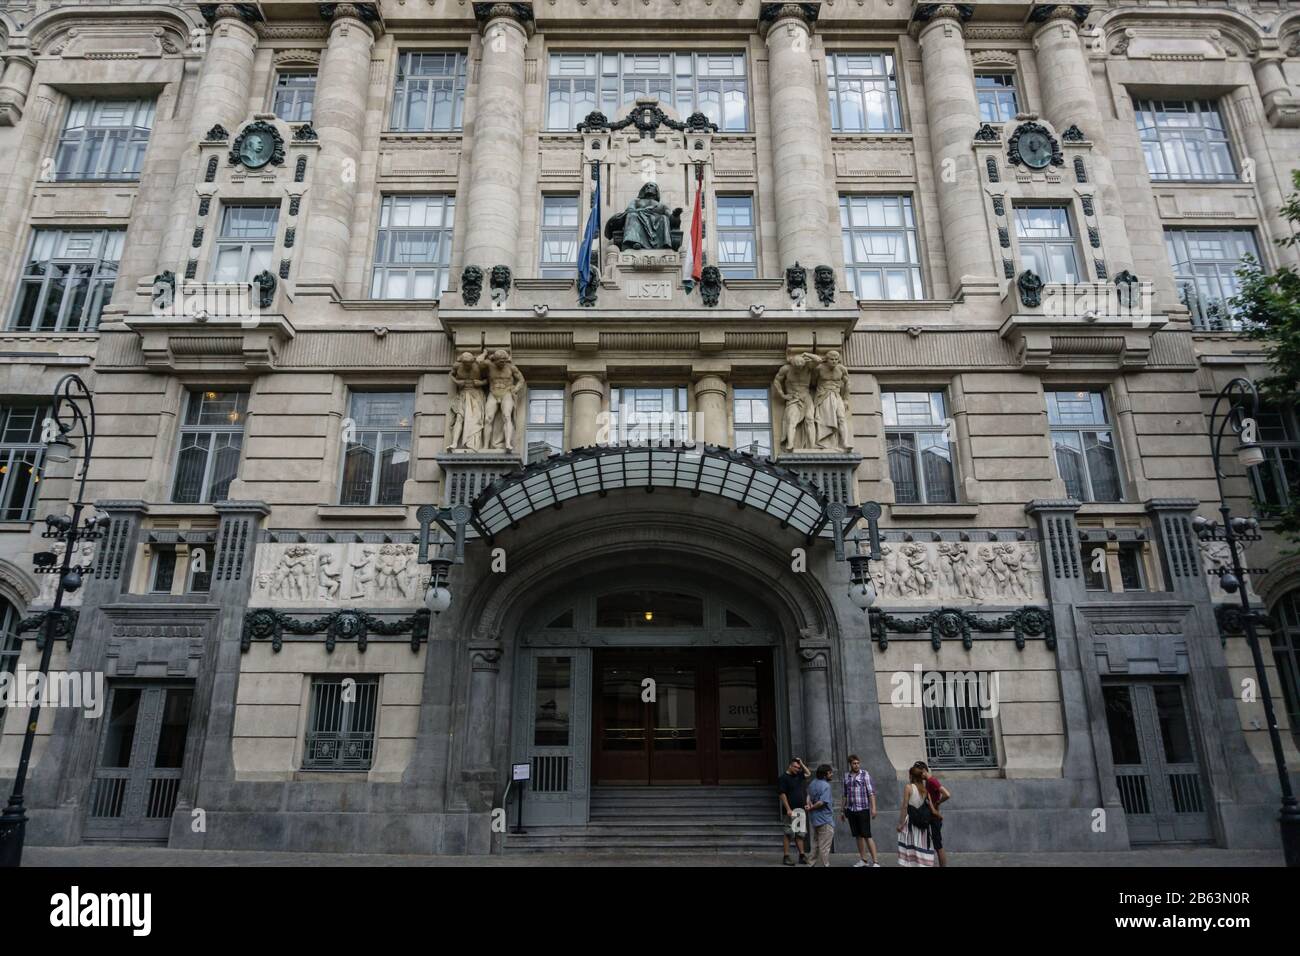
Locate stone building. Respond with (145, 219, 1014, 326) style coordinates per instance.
(0, 0, 1297, 856)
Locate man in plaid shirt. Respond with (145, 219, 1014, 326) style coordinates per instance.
(840, 755, 880, 867)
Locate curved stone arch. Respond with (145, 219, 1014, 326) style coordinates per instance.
(460, 506, 841, 652)
(1252, 551, 1300, 609)
(27, 4, 202, 58)
(1274, 11, 1300, 56)
(0, 557, 39, 613)
(1093, 8, 1265, 60)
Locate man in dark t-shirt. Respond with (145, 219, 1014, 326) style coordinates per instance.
(778, 757, 811, 865)
(914, 760, 952, 866)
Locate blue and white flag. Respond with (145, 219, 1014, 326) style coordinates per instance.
(578, 166, 601, 290)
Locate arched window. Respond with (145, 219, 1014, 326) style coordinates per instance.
(1269, 591, 1300, 745)
(0, 598, 21, 733)
(595, 590, 704, 628)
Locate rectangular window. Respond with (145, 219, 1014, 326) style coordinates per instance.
(1166, 227, 1261, 331)
(922, 672, 997, 770)
(733, 387, 772, 456)
(370, 195, 455, 299)
(1014, 205, 1081, 284)
(716, 196, 757, 280)
(840, 195, 924, 300)
(975, 72, 1019, 124)
(827, 53, 903, 133)
(1047, 390, 1123, 503)
(54, 98, 155, 181)
(539, 195, 580, 278)
(1082, 543, 1147, 592)
(9, 228, 123, 333)
(149, 545, 213, 594)
(1250, 403, 1300, 512)
(534, 657, 572, 747)
(273, 72, 317, 123)
(340, 391, 414, 506)
(0, 404, 48, 521)
(211, 205, 280, 284)
(171, 391, 248, 504)
(610, 387, 689, 445)
(545, 52, 749, 132)
(882, 391, 956, 504)
(303, 676, 380, 770)
(1134, 98, 1236, 182)
(390, 52, 467, 132)
(526, 387, 566, 460)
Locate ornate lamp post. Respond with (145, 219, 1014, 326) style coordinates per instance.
(1198, 376, 1300, 867)
(0, 374, 108, 868)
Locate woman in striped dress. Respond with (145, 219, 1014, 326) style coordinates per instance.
(896, 765, 938, 867)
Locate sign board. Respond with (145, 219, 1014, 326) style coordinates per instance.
(512, 762, 531, 782)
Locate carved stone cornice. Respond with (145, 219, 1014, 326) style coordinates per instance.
(199, 4, 264, 26)
(273, 49, 323, 67)
(869, 605, 1055, 651)
(318, 3, 382, 24)
(240, 607, 430, 653)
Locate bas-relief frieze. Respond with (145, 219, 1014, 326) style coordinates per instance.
(870, 541, 1044, 606)
(249, 542, 430, 609)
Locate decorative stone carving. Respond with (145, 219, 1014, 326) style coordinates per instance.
(785, 262, 808, 306)
(974, 123, 1000, 142)
(35, 539, 97, 607)
(699, 265, 722, 307)
(293, 123, 319, 142)
(1113, 270, 1139, 308)
(241, 606, 430, 654)
(1061, 124, 1085, 142)
(449, 348, 524, 452)
(251, 542, 430, 609)
(489, 265, 512, 306)
(1006, 121, 1063, 169)
(152, 271, 176, 311)
(228, 120, 285, 169)
(449, 350, 489, 451)
(578, 102, 716, 140)
(204, 124, 229, 142)
(606, 182, 682, 252)
(1074, 156, 1088, 183)
(253, 270, 277, 309)
(773, 350, 851, 452)
(1017, 269, 1044, 308)
(814, 264, 836, 306)
(870, 541, 1044, 606)
(870, 604, 1054, 650)
(461, 265, 484, 306)
(482, 349, 525, 451)
(294, 156, 308, 182)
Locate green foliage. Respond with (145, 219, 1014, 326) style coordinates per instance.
(1236, 170, 1300, 537)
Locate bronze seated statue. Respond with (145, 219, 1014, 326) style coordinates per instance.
(605, 182, 683, 252)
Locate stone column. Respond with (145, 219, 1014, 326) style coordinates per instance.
(763, 4, 832, 269)
(466, 639, 503, 768)
(1226, 82, 1300, 262)
(569, 374, 605, 449)
(157, 6, 259, 274)
(298, 4, 380, 293)
(798, 637, 834, 766)
(0, 81, 57, 291)
(1031, 7, 1134, 271)
(693, 376, 729, 447)
(461, 4, 531, 274)
(0, 54, 36, 125)
(916, 6, 996, 291)
(1252, 52, 1300, 129)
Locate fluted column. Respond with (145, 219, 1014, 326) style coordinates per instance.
(298, 5, 379, 292)
(1226, 82, 1300, 262)
(462, 5, 530, 273)
(917, 7, 996, 291)
(798, 637, 834, 767)
(764, 5, 832, 268)
(694, 376, 729, 447)
(0, 82, 57, 293)
(1031, 7, 1134, 271)
(569, 375, 605, 449)
(158, 6, 259, 274)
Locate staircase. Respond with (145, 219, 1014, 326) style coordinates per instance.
(502, 786, 784, 855)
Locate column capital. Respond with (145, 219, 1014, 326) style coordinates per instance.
(318, 3, 383, 33)
(912, 3, 973, 25)
(473, 2, 535, 28)
(759, 2, 820, 34)
(568, 372, 606, 393)
(199, 3, 264, 26)
(1028, 4, 1091, 28)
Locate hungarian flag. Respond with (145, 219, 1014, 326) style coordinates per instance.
(682, 177, 703, 286)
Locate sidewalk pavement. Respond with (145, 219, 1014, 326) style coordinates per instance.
(22, 845, 1284, 867)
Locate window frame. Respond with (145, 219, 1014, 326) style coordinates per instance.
(1046, 390, 1125, 503)
(149, 544, 214, 595)
(53, 97, 156, 182)
(1166, 227, 1262, 332)
(271, 70, 318, 124)
(210, 204, 281, 284)
(369, 194, 456, 300)
(1248, 401, 1300, 513)
(1134, 97, 1237, 183)
(525, 386, 566, 459)
(338, 390, 415, 507)
(8, 227, 124, 333)
(922, 671, 999, 770)
(839, 194, 925, 301)
(0, 403, 50, 521)
(539, 194, 580, 279)
(169, 390, 249, 505)
(389, 51, 468, 132)
(826, 51, 905, 134)
(974, 71, 1020, 125)
(1013, 204, 1083, 285)
(881, 390, 957, 505)
(732, 386, 772, 455)
(302, 675, 381, 771)
(715, 194, 758, 280)
(609, 386, 690, 445)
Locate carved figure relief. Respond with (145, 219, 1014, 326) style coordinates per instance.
(252, 542, 428, 609)
(772, 350, 852, 452)
(871, 541, 1043, 605)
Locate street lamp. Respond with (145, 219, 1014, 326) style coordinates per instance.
(0, 373, 107, 868)
(1201, 376, 1300, 867)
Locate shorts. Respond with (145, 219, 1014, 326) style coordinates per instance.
(783, 817, 807, 839)
(844, 809, 872, 839)
(930, 818, 944, 851)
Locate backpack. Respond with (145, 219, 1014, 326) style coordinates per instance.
(906, 787, 933, 830)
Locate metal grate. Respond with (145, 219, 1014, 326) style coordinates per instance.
(145, 776, 181, 819)
(1116, 772, 1152, 815)
(88, 776, 127, 818)
(922, 673, 997, 769)
(530, 755, 571, 793)
(303, 677, 379, 771)
(1168, 772, 1205, 813)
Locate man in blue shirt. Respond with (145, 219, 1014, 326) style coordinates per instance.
(807, 763, 835, 867)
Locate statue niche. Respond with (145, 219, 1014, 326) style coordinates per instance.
(605, 182, 683, 252)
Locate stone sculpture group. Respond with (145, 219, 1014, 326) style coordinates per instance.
(252, 542, 427, 608)
(772, 350, 852, 452)
(871, 541, 1041, 604)
(448, 348, 526, 453)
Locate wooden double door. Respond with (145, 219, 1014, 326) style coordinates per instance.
(594, 647, 776, 785)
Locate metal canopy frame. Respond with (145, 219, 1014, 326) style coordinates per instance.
(417, 444, 881, 564)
